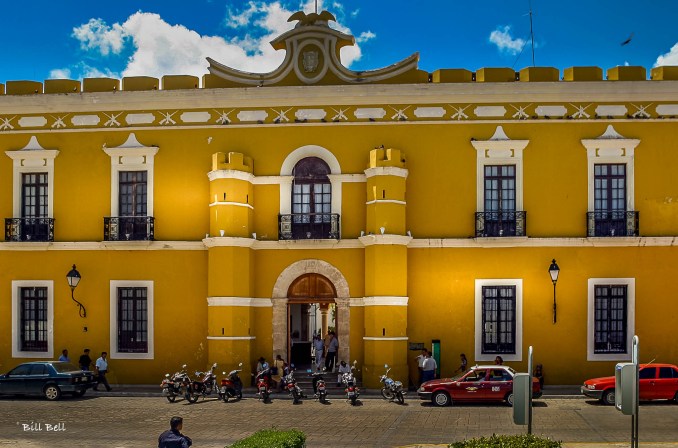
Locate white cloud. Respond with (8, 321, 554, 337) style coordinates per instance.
(489, 26, 525, 55)
(73, 18, 128, 55)
(655, 43, 678, 66)
(350, 8, 360, 18)
(66, 1, 368, 81)
(49, 68, 72, 79)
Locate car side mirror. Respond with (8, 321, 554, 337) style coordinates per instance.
(238, 362, 243, 367)
(182, 364, 187, 369)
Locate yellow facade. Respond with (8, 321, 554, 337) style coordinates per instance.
(1, 10, 678, 389)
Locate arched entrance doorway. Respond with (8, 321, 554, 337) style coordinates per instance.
(287, 273, 336, 366)
(271, 259, 351, 366)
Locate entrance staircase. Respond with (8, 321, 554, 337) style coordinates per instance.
(287, 366, 362, 397)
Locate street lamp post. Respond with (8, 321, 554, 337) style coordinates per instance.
(67, 264, 86, 318)
(548, 259, 560, 324)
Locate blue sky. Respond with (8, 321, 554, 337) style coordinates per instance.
(1, 0, 677, 83)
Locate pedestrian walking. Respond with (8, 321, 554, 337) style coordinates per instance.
(415, 348, 427, 386)
(94, 351, 112, 391)
(78, 348, 92, 371)
(158, 416, 192, 448)
(454, 353, 468, 374)
(58, 349, 70, 363)
(313, 334, 325, 371)
(271, 354, 286, 392)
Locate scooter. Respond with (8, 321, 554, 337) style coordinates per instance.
(284, 368, 306, 404)
(311, 368, 328, 403)
(219, 362, 243, 402)
(254, 368, 272, 402)
(342, 360, 360, 405)
(185, 363, 218, 403)
(379, 364, 405, 404)
(160, 364, 190, 403)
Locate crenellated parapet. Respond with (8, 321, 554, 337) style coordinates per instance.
(211, 151, 253, 173)
(368, 147, 406, 169)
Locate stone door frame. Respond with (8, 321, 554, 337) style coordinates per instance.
(272, 259, 350, 364)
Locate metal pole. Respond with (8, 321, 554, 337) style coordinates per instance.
(552, 283, 557, 324)
(632, 336, 639, 448)
(528, 346, 533, 434)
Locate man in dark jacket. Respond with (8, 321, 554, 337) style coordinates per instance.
(158, 416, 192, 448)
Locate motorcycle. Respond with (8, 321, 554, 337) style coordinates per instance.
(311, 368, 328, 403)
(254, 368, 272, 402)
(160, 364, 190, 403)
(219, 363, 243, 402)
(284, 368, 306, 404)
(379, 363, 405, 404)
(341, 360, 360, 406)
(185, 362, 218, 403)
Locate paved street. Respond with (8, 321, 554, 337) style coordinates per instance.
(1, 393, 677, 448)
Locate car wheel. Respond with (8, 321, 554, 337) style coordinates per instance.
(432, 391, 451, 407)
(673, 391, 678, 404)
(602, 390, 615, 406)
(44, 385, 61, 401)
(505, 392, 514, 406)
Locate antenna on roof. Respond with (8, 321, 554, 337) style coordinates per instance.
(528, 0, 535, 66)
(315, 0, 318, 14)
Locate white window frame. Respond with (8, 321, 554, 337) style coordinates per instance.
(109, 280, 154, 359)
(474, 278, 523, 362)
(11, 280, 54, 358)
(471, 126, 528, 213)
(103, 133, 158, 217)
(5, 136, 59, 219)
(587, 277, 635, 361)
(581, 125, 640, 213)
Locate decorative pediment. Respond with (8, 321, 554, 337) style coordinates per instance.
(207, 10, 422, 87)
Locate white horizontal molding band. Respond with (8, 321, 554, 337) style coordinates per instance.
(359, 234, 412, 246)
(365, 199, 406, 206)
(364, 166, 408, 179)
(208, 201, 254, 210)
(208, 297, 273, 307)
(0, 241, 205, 251)
(327, 174, 366, 183)
(203, 237, 256, 248)
(405, 236, 678, 248)
(363, 337, 409, 341)
(353, 296, 409, 306)
(207, 336, 257, 340)
(207, 170, 255, 183)
(253, 240, 363, 250)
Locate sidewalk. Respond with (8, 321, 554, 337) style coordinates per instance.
(92, 384, 583, 398)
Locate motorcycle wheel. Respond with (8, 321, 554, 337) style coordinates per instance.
(187, 393, 200, 404)
(381, 388, 395, 401)
(237, 391, 242, 400)
(396, 392, 405, 404)
(350, 395, 357, 406)
(166, 393, 177, 403)
(262, 391, 269, 403)
(319, 392, 326, 403)
(222, 393, 229, 403)
(293, 390, 299, 404)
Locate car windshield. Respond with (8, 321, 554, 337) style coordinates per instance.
(52, 362, 81, 373)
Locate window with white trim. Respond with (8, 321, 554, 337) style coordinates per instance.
(475, 279, 522, 362)
(12, 280, 54, 358)
(110, 280, 154, 359)
(587, 278, 635, 361)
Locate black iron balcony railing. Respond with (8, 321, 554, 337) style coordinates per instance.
(5, 218, 55, 242)
(104, 216, 155, 241)
(475, 211, 526, 237)
(587, 211, 639, 237)
(279, 213, 340, 240)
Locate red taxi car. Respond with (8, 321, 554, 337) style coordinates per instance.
(581, 363, 678, 405)
(418, 365, 542, 407)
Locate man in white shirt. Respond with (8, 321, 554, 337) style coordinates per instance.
(58, 349, 70, 363)
(336, 360, 351, 386)
(415, 349, 426, 386)
(94, 351, 112, 391)
(313, 335, 325, 371)
(422, 350, 437, 383)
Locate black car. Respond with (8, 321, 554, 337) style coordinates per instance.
(0, 361, 95, 400)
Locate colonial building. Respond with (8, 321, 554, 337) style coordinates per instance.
(1, 10, 677, 387)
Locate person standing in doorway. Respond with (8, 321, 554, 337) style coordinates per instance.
(422, 350, 437, 383)
(454, 353, 468, 374)
(324, 331, 338, 372)
(313, 335, 325, 371)
(78, 348, 92, 371)
(94, 351, 112, 391)
(415, 348, 427, 386)
(494, 356, 504, 365)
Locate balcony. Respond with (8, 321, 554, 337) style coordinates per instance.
(279, 213, 340, 240)
(5, 218, 54, 242)
(475, 211, 526, 237)
(104, 216, 155, 241)
(587, 211, 639, 237)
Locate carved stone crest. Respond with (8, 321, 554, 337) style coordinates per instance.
(302, 50, 319, 73)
